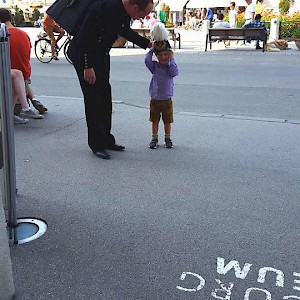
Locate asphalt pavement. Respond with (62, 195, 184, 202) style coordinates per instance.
(8, 28, 300, 300)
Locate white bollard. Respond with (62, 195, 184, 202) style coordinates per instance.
(201, 19, 210, 42)
(269, 18, 280, 41)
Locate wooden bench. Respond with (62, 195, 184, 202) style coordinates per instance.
(130, 28, 181, 49)
(205, 28, 267, 52)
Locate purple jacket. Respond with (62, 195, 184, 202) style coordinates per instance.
(145, 49, 179, 100)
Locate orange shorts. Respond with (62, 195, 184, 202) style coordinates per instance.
(43, 24, 62, 39)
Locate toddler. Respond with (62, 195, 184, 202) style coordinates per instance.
(144, 39, 179, 149)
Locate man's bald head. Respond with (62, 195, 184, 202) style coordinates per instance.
(123, 0, 153, 19)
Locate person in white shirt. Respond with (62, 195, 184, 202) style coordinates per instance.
(148, 12, 159, 28)
(241, 0, 256, 46)
(227, 1, 238, 46)
(229, 1, 238, 28)
(244, 0, 256, 26)
(212, 14, 230, 47)
(212, 13, 230, 29)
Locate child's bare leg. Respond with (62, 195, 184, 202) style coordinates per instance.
(149, 121, 159, 149)
(164, 122, 171, 136)
(152, 121, 159, 136)
(164, 122, 173, 148)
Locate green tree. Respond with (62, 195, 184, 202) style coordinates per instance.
(279, 0, 290, 14)
(13, 8, 25, 26)
(32, 8, 40, 21)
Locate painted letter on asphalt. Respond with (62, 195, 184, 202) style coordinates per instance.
(176, 272, 205, 292)
(257, 267, 284, 288)
(211, 279, 234, 300)
(293, 272, 300, 291)
(244, 287, 272, 300)
(217, 257, 252, 279)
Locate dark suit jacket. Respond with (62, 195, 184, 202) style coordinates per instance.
(68, 0, 150, 73)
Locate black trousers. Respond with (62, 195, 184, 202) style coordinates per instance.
(73, 55, 115, 152)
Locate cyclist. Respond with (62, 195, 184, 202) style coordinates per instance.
(42, 13, 65, 60)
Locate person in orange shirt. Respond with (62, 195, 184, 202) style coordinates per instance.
(42, 13, 65, 60)
(0, 8, 47, 114)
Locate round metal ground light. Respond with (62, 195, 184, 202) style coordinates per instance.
(16, 218, 47, 244)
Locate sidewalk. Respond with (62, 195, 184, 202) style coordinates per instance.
(8, 27, 300, 300)
(113, 28, 300, 55)
(10, 96, 300, 299)
(24, 27, 300, 57)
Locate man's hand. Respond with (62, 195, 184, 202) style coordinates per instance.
(147, 40, 154, 48)
(84, 68, 96, 85)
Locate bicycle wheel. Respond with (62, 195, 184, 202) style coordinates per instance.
(63, 39, 73, 64)
(35, 38, 52, 63)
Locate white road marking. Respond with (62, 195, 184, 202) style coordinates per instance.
(217, 257, 252, 279)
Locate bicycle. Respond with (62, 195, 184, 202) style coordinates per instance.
(35, 32, 73, 64)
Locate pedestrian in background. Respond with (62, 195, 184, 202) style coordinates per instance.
(206, 7, 214, 23)
(212, 13, 230, 28)
(244, 0, 256, 26)
(159, 2, 167, 25)
(243, 13, 267, 49)
(0, 8, 46, 119)
(148, 12, 159, 28)
(256, 0, 266, 15)
(229, 1, 238, 28)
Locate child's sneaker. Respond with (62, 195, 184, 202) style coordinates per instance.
(164, 138, 173, 148)
(149, 139, 158, 149)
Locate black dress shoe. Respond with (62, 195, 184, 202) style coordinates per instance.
(93, 150, 111, 159)
(107, 144, 125, 151)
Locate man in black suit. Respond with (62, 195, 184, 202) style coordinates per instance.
(68, 0, 153, 159)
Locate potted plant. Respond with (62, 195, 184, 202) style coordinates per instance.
(291, 27, 300, 49)
(165, 21, 174, 28)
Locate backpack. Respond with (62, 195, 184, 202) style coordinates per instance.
(46, 0, 95, 36)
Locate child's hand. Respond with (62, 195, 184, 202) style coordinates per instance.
(169, 50, 174, 59)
